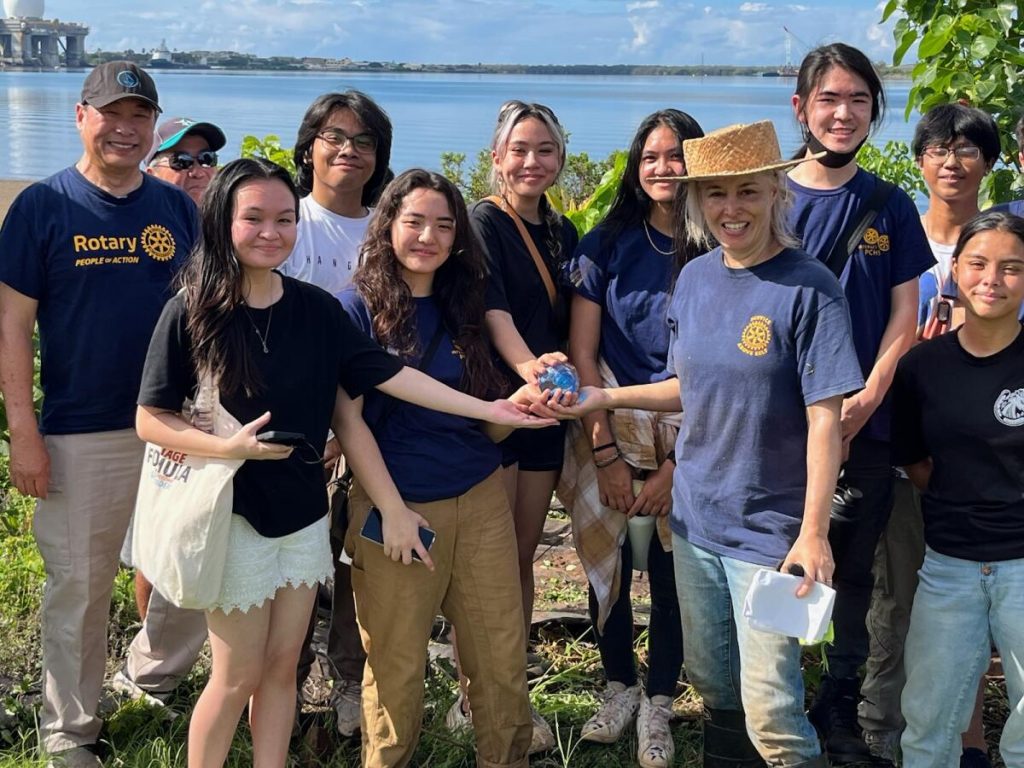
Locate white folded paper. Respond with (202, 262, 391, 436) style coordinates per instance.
(742, 568, 836, 643)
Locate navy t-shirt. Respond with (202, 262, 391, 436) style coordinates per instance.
(571, 222, 675, 386)
(892, 329, 1024, 562)
(993, 200, 1024, 216)
(471, 199, 579, 364)
(0, 168, 199, 434)
(787, 169, 934, 441)
(339, 288, 502, 503)
(139, 277, 403, 538)
(667, 247, 864, 566)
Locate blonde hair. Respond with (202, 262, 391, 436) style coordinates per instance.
(684, 170, 800, 251)
(488, 100, 567, 194)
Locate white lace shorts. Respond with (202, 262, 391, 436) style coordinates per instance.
(212, 513, 332, 614)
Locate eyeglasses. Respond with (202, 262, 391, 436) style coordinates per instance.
(922, 145, 982, 163)
(152, 150, 218, 171)
(316, 129, 378, 154)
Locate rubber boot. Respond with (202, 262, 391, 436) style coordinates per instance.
(703, 708, 765, 768)
(810, 675, 887, 765)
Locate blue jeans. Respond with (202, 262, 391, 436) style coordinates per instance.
(673, 535, 823, 767)
(901, 548, 1024, 768)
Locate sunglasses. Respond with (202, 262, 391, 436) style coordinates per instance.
(316, 129, 378, 154)
(152, 150, 219, 171)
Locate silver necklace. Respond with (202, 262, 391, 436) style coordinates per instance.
(243, 305, 273, 354)
(643, 219, 675, 256)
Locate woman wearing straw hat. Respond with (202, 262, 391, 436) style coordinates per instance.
(547, 120, 864, 767)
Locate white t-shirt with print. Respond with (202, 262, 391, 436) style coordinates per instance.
(280, 195, 371, 296)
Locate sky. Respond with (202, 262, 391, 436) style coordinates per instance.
(35, 0, 900, 67)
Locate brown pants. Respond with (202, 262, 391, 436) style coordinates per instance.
(33, 430, 144, 752)
(346, 470, 531, 768)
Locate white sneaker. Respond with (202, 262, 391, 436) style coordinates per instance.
(109, 667, 178, 719)
(445, 692, 472, 733)
(580, 682, 642, 743)
(332, 679, 362, 737)
(529, 705, 556, 754)
(637, 695, 675, 768)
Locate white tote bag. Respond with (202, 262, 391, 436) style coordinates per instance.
(132, 377, 243, 610)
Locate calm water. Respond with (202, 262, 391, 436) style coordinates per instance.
(0, 70, 915, 181)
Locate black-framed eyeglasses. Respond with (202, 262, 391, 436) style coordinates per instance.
(152, 150, 219, 171)
(316, 129, 378, 154)
(922, 145, 982, 162)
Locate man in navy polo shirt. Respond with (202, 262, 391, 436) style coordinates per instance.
(0, 62, 197, 768)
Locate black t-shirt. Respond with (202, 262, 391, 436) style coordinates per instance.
(138, 276, 403, 538)
(470, 199, 579, 360)
(892, 328, 1024, 561)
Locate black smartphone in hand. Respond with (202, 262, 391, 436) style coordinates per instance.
(360, 506, 436, 562)
(256, 430, 306, 446)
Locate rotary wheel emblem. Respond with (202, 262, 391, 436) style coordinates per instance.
(141, 224, 176, 262)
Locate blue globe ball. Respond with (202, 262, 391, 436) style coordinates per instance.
(537, 362, 579, 394)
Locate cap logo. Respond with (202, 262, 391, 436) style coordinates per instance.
(117, 70, 140, 89)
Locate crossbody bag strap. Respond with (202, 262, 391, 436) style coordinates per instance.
(823, 178, 896, 279)
(487, 195, 557, 307)
(376, 318, 448, 431)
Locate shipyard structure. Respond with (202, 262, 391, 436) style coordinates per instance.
(1, 0, 88, 68)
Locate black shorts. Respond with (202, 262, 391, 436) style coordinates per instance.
(500, 422, 567, 472)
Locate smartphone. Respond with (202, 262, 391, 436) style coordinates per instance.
(256, 430, 307, 446)
(360, 506, 436, 562)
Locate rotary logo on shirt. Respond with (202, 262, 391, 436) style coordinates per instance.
(993, 387, 1024, 427)
(738, 315, 772, 357)
(859, 227, 891, 257)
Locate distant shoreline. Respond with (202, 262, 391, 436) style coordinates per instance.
(0, 62, 913, 79)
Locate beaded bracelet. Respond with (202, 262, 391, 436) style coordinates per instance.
(591, 441, 617, 454)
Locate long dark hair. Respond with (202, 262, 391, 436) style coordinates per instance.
(603, 109, 706, 272)
(792, 43, 886, 154)
(179, 158, 299, 397)
(489, 100, 569, 272)
(354, 169, 505, 399)
(293, 90, 393, 206)
(953, 210, 1024, 262)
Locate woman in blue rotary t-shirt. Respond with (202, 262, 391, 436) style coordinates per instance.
(551, 120, 864, 768)
(335, 169, 536, 767)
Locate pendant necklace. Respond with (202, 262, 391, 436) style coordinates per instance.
(643, 219, 675, 256)
(244, 304, 274, 354)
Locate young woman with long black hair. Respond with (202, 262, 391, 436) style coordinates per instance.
(134, 158, 551, 768)
(558, 109, 703, 768)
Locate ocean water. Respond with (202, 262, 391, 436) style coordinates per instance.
(0, 69, 915, 181)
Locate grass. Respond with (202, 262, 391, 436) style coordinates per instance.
(0, 454, 1011, 766)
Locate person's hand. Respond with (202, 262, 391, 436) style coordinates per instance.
(522, 382, 580, 419)
(596, 453, 634, 513)
(514, 351, 568, 385)
(780, 532, 834, 598)
(840, 391, 877, 450)
(628, 460, 673, 517)
(532, 385, 605, 419)
(9, 427, 50, 499)
(382, 505, 436, 570)
(223, 412, 293, 461)
(484, 399, 558, 429)
(323, 436, 342, 471)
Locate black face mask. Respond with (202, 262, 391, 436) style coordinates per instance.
(805, 129, 867, 169)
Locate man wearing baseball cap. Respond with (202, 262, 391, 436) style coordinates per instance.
(0, 62, 198, 768)
(145, 116, 226, 204)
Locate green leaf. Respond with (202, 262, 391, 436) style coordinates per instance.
(894, 28, 918, 65)
(880, 0, 899, 22)
(917, 14, 955, 57)
(995, 0, 1016, 34)
(976, 77, 999, 100)
(971, 35, 999, 58)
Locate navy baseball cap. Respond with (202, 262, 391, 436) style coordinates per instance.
(81, 61, 161, 112)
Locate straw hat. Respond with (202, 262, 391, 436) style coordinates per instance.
(657, 120, 824, 182)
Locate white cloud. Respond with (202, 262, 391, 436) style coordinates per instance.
(626, 0, 659, 9)
(739, 2, 770, 11)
